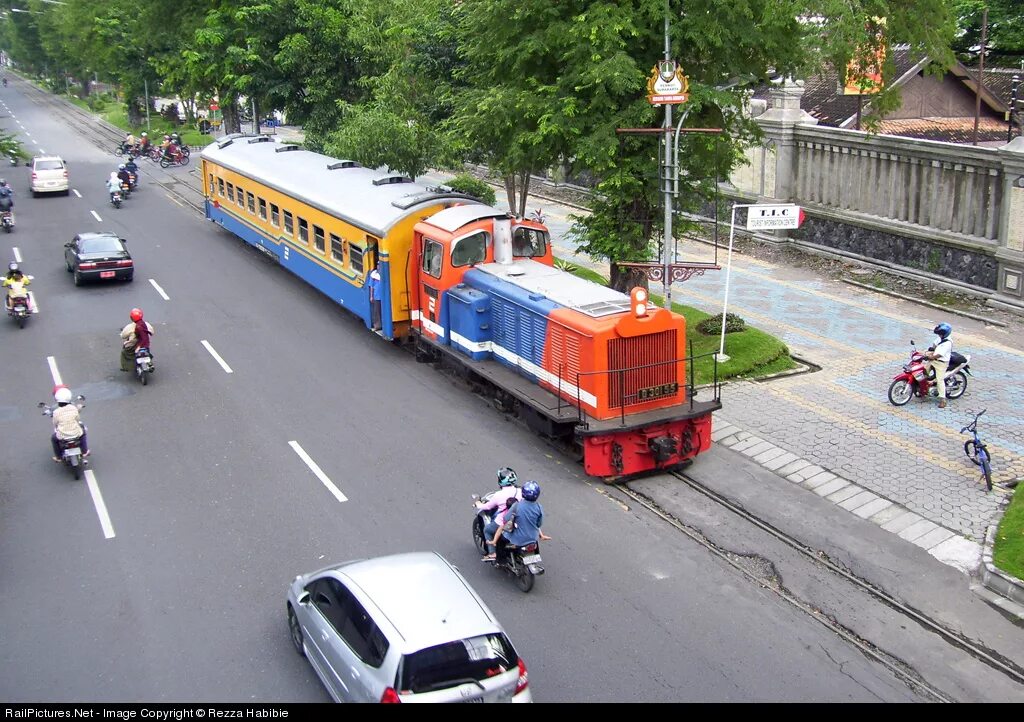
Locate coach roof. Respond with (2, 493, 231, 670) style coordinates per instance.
(201, 136, 482, 238)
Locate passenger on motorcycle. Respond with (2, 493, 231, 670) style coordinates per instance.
(106, 172, 121, 201)
(120, 307, 154, 372)
(3, 262, 31, 312)
(50, 386, 88, 461)
(923, 322, 953, 408)
(138, 132, 150, 152)
(484, 480, 551, 562)
(477, 468, 521, 555)
(0, 184, 14, 223)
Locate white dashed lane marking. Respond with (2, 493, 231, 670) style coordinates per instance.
(148, 279, 170, 301)
(72, 189, 81, 198)
(90, 210, 102, 222)
(200, 340, 233, 373)
(289, 441, 348, 503)
(84, 470, 116, 540)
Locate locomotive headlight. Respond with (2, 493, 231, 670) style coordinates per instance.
(636, 303, 647, 316)
(630, 287, 649, 317)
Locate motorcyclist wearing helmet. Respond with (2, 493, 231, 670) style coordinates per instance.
(3, 262, 31, 311)
(124, 156, 139, 178)
(0, 178, 14, 219)
(138, 132, 150, 152)
(106, 171, 121, 202)
(924, 322, 953, 408)
(116, 163, 131, 189)
(120, 307, 154, 372)
(484, 479, 551, 563)
(477, 467, 522, 555)
(50, 385, 88, 461)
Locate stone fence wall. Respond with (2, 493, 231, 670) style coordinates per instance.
(727, 79, 1024, 309)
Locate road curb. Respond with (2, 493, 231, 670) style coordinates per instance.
(980, 508, 1024, 621)
(842, 279, 1009, 328)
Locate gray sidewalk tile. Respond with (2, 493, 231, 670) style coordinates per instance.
(881, 511, 923, 534)
(839, 491, 879, 511)
(730, 437, 764, 453)
(753, 447, 787, 464)
(718, 435, 742, 448)
(791, 465, 825, 482)
(777, 459, 811, 476)
(825, 485, 862, 503)
(898, 519, 940, 542)
(869, 504, 907, 527)
(741, 440, 775, 458)
(912, 527, 956, 550)
(813, 479, 850, 497)
(803, 471, 837, 489)
(762, 451, 799, 471)
(852, 498, 893, 520)
(711, 425, 739, 442)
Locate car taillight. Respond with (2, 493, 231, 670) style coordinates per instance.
(379, 687, 401, 704)
(78, 263, 97, 269)
(116, 260, 133, 266)
(514, 658, 529, 695)
(31, 172, 37, 179)
(63, 170, 68, 177)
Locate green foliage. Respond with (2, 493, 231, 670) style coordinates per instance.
(696, 312, 747, 335)
(444, 174, 496, 205)
(0, 130, 28, 162)
(553, 258, 580, 274)
(952, 0, 1024, 65)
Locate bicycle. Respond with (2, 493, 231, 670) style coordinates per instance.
(961, 409, 992, 491)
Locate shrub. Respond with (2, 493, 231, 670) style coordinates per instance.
(445, 174, 496, 206)
(86, 95, 106, 112)
(696, 312, 747, 335)
(554, 258, 578, 273)
(161, 103, 182, 126)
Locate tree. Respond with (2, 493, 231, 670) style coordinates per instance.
(952, 0, 1024, 66)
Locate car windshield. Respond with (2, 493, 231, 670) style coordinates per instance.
(80, 236, 124, 254)
(35, 160, 64, 171)
(399, 633, 518, 694)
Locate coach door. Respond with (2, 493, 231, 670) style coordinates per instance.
(415, 235, 446, 341)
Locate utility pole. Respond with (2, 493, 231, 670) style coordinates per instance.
(144, 78, 151, 131)
(661, 0, 673, 310)
(972, 6, 988, 146)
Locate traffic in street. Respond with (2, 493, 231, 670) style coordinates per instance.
(0, 80, 1016, 703)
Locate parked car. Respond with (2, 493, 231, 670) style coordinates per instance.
(64, 232, 134, 285)
(30, 155, 69, 196)
(287, 551, 532, 703)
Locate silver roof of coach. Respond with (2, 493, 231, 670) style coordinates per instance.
(201, 136, 483, 238)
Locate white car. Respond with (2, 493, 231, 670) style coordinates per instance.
(30, 155, 69, 196)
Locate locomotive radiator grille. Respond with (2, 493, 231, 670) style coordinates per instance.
(607, 330, 678, 409)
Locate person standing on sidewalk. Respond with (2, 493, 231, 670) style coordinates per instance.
(924, 322, 953, 408)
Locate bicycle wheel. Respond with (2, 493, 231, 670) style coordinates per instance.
(980, 452, 993, 492)
(964, 439, 980, 465)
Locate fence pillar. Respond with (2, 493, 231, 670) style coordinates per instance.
(996, 136, 1024, 305)
(755, 78, 818, 203)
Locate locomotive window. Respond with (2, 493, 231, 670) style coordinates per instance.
(258, 198, 267, 221)
(330, 234, 344, 263)
(349, 244, 365, 275)
(451, 231, 488, 268)
(283, 211, 294, 236)
(226, 183, 235, 202)
(246, 192, 255, 214)
(298, 218, 309, 244)
(422, 239, 444, 278)
(512, 227, 548, 258)
(217, 178, 225, 197)
(270, 203, 280, 227)
(313, 225, 325, 253)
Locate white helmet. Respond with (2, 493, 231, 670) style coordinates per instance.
(54, 387, 73, 404)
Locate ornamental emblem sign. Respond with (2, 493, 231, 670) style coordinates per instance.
(647, 60, 689, 105)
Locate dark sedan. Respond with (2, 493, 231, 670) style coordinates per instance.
(64, 232, 134, 285)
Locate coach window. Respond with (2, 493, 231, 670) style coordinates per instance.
(283, 211, 294, 236)
(217, 178, 225, 197)
(209, 175, 215, 196)
(226, 183, 235, 202)
(330, 234, 344, 263)
(236, 186, 245, 209)
(349, 243, 365, 275)
(298, 218, 309, 244)
(422, 239, 444, 278)
(313, 225, 325, 253)
(247, 192, 256, 214)
(512, 227, 548, 258)
(451, 230, 488, 268)
(258, 198, 267, 221)
(270, 203, 280, 227)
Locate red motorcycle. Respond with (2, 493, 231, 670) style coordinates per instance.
(887, 341, 971, 406)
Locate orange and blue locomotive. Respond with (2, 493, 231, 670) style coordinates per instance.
(201, 135, 720, 477)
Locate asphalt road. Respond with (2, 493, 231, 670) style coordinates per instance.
(0, 83, 933, 702)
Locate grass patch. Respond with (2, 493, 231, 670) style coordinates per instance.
(993, 488, 1024, 581)
(559, 259, 796, 386)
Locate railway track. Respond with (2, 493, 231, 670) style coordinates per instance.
(614, 471, 1024, 702)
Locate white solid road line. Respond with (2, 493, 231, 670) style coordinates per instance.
(289, 441, 348, 503)
(47, 356, 63, 386)
(72, 189, 82, 198)
(90, 210, 102, 222)
(13, 246, 21, 262)
(149, 278, 170, 301)
(201, 340, 233, 373)
(84, 470, 116, 540)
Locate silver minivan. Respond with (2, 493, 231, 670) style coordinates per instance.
(287, 551, 532, 703)
(30, 155, 69, 196)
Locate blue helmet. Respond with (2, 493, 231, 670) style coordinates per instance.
(933, 322, 952, 340)
(497, 467, 518, 487)
(522, 480, 540, 501)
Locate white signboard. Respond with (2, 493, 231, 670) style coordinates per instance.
(746, 204, 803, 230)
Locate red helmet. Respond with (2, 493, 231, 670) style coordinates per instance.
(130, 308, 143, 322)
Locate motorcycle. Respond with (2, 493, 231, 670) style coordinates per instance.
(110, 190, 122, 209)
(38, 395, 87, 480)
(126, 170, 138, 190)
(114, 142, 139, 158)
(159, 150, 190, 168)
(1, 210, 13, 233)
(472, 491, 545, 593)
(8, 294, 30, 328)
(133, 346, 154, 385)
(120, 180, 132, 199)
(887, 340, 971, 406)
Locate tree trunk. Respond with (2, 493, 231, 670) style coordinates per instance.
(609, 263, 649, 294)
(504, 174, 516, 213)
(126, 98, 144, 127)
(222, 95, 242, 134)
(517, 170, 532, 218)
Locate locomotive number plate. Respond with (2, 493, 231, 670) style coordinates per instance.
(637, 383, 679, 400)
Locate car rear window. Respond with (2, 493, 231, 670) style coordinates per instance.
(80, 237, 124, 254)
(398, 633, 518, 694)
(35, 160, 64, 171)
